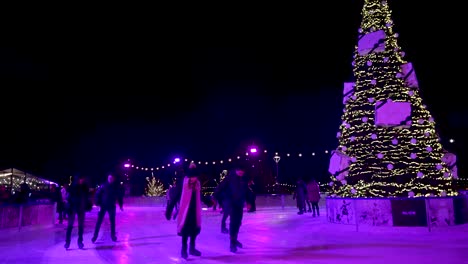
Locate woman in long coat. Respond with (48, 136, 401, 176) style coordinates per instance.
(169, 162, 202, 259)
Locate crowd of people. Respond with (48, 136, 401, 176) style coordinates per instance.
(29, 161, 320, 261)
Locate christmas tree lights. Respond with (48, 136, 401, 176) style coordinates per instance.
(329, 0, 457, 198)
(145, 177, 166, 197)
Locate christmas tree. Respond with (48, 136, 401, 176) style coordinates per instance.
(328, 0, 458, 198)
(145, 176, 166, 197)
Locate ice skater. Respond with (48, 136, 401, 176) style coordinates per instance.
(91, 174, 124, 243)
(167, 162, 203, 259)
(214, 161, 249, 253)
(64, 175, 90, 249)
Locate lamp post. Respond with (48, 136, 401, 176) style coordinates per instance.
(273, 155, 280, 184)
(123, 159, 131, 196)
(273, 154, 283, 209)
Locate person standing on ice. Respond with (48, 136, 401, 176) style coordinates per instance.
(91, 174, 124, 243)
(214, 161, 249, 253)
(167, 162, 203, 260)
(293, 177, 307, 215)
(64, 174, 90, 250)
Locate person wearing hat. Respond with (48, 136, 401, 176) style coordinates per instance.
(167, 162, 203, 260)
(214, 161, 249, 253)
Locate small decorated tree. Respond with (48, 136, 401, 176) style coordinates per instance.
(145, 176, 166, 197)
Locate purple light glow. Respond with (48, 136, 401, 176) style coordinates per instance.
(250, 148, 257, 153)
(174, 158, 180, 163)
(124, 163, 130, 168)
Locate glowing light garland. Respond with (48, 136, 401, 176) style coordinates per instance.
(329, 0, 457, 198)
(125, 149, 332, 172)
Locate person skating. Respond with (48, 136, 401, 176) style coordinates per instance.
(91, 174, 124, 243)
(293, 178, 307, 215)
(214, 178, 231, 234)
(167, 162, 203, 260)
(214, 161, 249, 253)
(306, 178, 321, 217)
(64, 174, 90, 249)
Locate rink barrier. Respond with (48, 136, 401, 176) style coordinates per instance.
(326, 195, 468, 232)
(124, 194, 328, 209)
(0, 200, 56, 231)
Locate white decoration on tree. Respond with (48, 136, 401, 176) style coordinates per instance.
(328, 150, 351, 180)
(358, 30, 386, 55)
(375, 99, 411, 128)
(400, 62, 419, 89)
(343, 82, 356, 104)
(442, 151, 458, 178)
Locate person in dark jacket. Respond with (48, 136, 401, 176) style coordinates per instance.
(247, 179, 256, 212)
(50, 184, 65, 224)
(91, 174, 124, 243)
(214, 176, 231, 234)
(214, 162, 249, 253)
(65, 174, 90, 249)
(293, 177, 307, 215)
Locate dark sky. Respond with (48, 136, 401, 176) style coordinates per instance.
(1, 1, 466, 184)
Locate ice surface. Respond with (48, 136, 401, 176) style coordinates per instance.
(1, 204, 467, 264)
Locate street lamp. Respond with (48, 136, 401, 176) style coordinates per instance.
(273, 155, 281, 184)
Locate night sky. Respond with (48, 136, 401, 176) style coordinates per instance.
(1, 1, 465, 185)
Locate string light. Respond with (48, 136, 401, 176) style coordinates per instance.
(125, 148, 333, 172)
(329, 0, 457, 198)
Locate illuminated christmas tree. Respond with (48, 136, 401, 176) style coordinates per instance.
(145, 176, 166, 197)
(328, 0, 458, 198)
